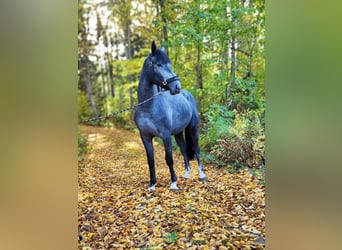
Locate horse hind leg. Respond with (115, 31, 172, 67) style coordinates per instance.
(196, 153, 207, 181)
(195, 147, 207, 181)
(195, 143, 206, 181)
(174, 133, 191, 179)
(187, 127, 207, 181)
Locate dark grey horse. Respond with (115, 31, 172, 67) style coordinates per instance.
(134, 41, 206, 191)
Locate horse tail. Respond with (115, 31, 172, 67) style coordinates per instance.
(185, 129, 195, 160)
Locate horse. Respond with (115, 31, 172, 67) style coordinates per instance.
(134, 41, 206, 191)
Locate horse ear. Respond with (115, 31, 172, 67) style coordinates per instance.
(151, 41, 157, 55)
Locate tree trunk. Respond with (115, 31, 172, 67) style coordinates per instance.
(227, 14, 236, 110)
(195, 43, 203, 111)
(122, 9, 134, 127)
(123, 16, 132, 60)
(221, 41, 229, 105)
(108, 54, 115, 97)
(129, 87, 134, 127)
(248, 0, 254, 79)
(159, 0, 168, 54)
(100, 63, 107, 96)
(84, 60, 98, 118)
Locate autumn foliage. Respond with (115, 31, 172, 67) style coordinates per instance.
(78, 126, 265, 249)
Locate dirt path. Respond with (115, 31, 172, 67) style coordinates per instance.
(78, 125, 265, 249)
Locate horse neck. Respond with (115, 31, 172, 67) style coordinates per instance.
(138, 72, 159, 103)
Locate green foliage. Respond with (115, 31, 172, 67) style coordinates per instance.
(78, 90, 93, 121)
(202, 104, 235, 141)
(163, 231, 179, 244)
(112, 57, 144, 80)
(78, 129, 90, 158)
(200, 105, 235, 162)
(209, 110, 265, 170)
(231, 78, 265, 112)
(96, 85, 137, 128)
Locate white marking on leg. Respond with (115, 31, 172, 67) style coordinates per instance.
(199, 170, 206, 179)
(148, 184, 155, 191)
(170, 181, 179, 190)
(183, 169, 190, 179)
(198, 164, 206, 180)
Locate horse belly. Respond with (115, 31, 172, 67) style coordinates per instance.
(171, 107, 192, 135)
(171, 123, 189, 135)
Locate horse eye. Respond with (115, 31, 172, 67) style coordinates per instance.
(157, 63, 162, 67)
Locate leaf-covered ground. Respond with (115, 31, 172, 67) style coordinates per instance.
(78, 125, 265, 249)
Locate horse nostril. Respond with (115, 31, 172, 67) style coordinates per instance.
(175, 85, 180, 93)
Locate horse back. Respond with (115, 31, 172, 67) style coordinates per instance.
(180, 90, 197, 109)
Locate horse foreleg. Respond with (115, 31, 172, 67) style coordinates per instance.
(174, 133, 191, 179)
(163, 136, 178, 190)
(141, 135, 156, 191)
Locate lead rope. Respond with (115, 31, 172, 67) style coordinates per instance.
(78, 92, 162, 124)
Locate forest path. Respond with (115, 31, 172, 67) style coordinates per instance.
(78, 125, 265, 249)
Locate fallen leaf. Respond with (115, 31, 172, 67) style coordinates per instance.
(78, 126, 265, 249)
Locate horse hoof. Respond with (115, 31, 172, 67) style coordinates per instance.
(199, 177, 207, 182)
(170, 188, 179, 192)
(148, 185, 156, 191)
(170, 181, 178, 190)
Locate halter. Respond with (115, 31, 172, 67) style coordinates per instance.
(158, 75, 180, 87)
(147, 59, 180, 88)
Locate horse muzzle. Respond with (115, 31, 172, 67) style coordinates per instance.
(162, 76, 182, 95)
(172, 83, 181, 95)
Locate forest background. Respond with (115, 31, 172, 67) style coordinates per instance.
(78, 0, 265, 170)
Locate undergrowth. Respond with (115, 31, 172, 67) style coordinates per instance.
(200, 105, 265, 171)
(78, 129, 90, 159)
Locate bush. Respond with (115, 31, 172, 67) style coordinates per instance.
(200, 106, 265, 170)
(231, 78, 265, 112)
(210, 110, 265, 169)
(200, 104, 235, 162)
(78, 129, 90, 159)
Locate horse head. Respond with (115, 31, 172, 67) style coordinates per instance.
(146, 41, 181, 95)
